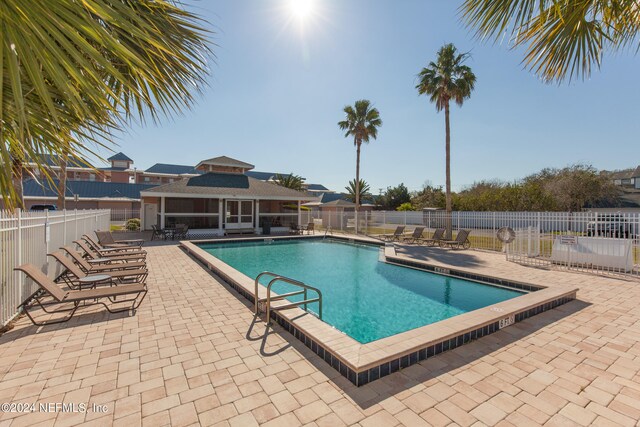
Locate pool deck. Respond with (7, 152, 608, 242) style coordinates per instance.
(1, 240, 640, 426)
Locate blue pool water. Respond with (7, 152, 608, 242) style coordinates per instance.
(200, 239, 524, 343)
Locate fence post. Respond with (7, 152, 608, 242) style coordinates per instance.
(16, 208, 23, 303)
(45, 209, 50, 255)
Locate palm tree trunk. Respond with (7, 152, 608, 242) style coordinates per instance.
(355, 138, 361, 234)
(11, 156, 25, 211)
(444, 101, 452, 239)
(57, 153, 67, 210)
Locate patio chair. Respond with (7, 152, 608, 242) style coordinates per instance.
(438, 229, 472, 250)
(95, 231, 144, 248)
(289, 223, 302, 235)
(381, 226, 405, 241)
(173, 224, 189, 240)
(302, 222, 315, 235)
(14, 264, 147, 326)
(151, 225, 168, 241)
(83, 234, 146, 254)
(48, 251, 148, 287)
(74, 240, 146, 263)
(401, 226, 425, 244)
(417, 228, 445, 246)
(62, 247, 146, 274)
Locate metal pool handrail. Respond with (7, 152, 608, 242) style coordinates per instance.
(254, 271, 323, 323)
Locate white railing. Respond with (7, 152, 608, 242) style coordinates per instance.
(110, 209, 141, 231)
(304, 209, 640, 279)
(0, 209, 111, 326)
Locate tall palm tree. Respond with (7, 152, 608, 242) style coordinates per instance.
(274, 173, 305, 191)
(461, 0, 640, 82)
(338, 100, 382, 234)
(1, 0, 211, 210)
(345, 179, 372, 203)
(417, 43, 476, 238)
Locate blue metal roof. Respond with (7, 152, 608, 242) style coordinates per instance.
(245, 171, 276, 180)
(29, 154, 93, 168)
(307, 184, 329, 191)
(23, 179, 157, 200)
(145, 163, 202, 175)
(107, 152, 133, 162)
(186, 173, 250, 189)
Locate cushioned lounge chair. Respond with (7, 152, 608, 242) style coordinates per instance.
(381, 226, 405, 241)
(61, 247, 146, 274)
(49, 251, 148, 287)
(438, 229, 472, 250)
(95, 231, 144, 248)
(74, 240, 146, 263)
(15, 264, 147, 326)
(417, 228, 445, 246)
(401, 226, 426, 244)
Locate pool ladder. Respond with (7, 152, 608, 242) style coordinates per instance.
(254, 272, 323, 324)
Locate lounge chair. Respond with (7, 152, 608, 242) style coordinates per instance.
(401, 226, 426, 244)
(83, 234, 146, 254)
(381, 226, 405, 241)
(49, 251, 148, 286)
(438, 229, 472, 250)
(62, 247, 146, 274)
(15, 264, 147, 326)
(95, 231, 144, 248)
(417, 228, 445, 246)
(74, 240, 146, 263)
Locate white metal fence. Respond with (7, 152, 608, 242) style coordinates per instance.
(110, 209, 140, 231)
(305, 209, 640, 279)
(0, 209, 111, 326)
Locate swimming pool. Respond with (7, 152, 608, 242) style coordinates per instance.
(200, 238, 524, 343)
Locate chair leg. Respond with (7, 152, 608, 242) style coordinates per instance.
(23, 301, 80, 326)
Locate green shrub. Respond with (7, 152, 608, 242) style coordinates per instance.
(126, 218, 141, 231)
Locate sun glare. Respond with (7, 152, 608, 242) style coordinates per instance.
(290, 0, 314, 19)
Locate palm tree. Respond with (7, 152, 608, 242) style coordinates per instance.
(274, 173, 305, 191)
(461, 0, 639, 82)
(338, 100, 382, 233)
(345, 179, 372, 203)
(417, 43, 476, 238)
(1, 0, 211, 210)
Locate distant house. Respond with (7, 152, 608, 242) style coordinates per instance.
(139, 156, 312, 235)
(610, 166, 640, 189)
(24, 154, 102, 182)
(101, 152, 134, 183)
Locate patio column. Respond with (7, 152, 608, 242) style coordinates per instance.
(255, 200, 260, 234)
(160, 197, 166, 228)
(297, 200, 301, 228)
(218, 199, 223, 235)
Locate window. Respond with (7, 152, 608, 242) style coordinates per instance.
(113, 160, 129, 168)
(89, 173, 95, 181)
(144, 177, 150, 182)
(165, 198, 219, 214)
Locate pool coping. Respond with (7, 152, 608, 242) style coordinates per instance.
(181, 235, 578, 386)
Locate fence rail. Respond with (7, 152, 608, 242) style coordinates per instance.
(1, 209, 111, 326)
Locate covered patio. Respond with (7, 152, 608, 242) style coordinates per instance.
(140, 172, 311, 236)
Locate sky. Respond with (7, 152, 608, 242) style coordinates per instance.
(105, 0, 640, 194)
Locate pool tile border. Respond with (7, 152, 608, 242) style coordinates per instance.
(181, 236, 578, 387)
